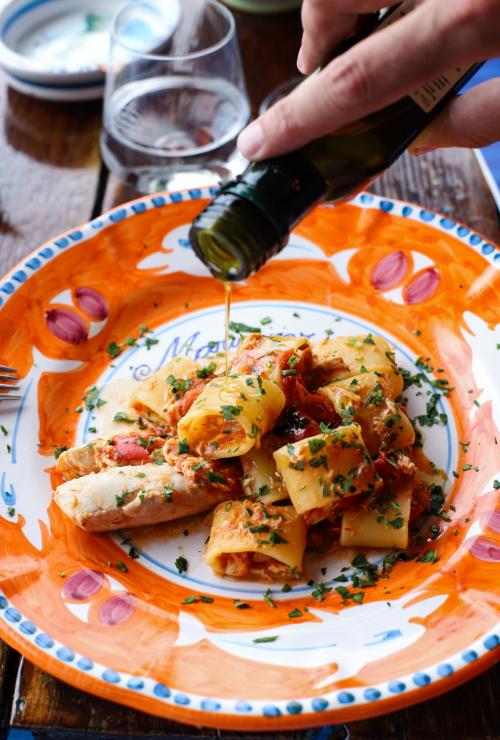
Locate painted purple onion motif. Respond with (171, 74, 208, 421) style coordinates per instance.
(483, 509, 500, 534)
(74, 287, 109, 321)
(470, 537, 500, 562)
(46, 309, 87, 344)
(404, 268, 440, 304)
(62, 569, 105, 600)
(370, 251, 408, 290)
(98, 593, 136, 626)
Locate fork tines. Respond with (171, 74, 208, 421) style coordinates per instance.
(0, 365, 20, 402)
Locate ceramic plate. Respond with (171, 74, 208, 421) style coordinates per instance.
(0, 189, 498, 731)
(0, 0, 180, 101)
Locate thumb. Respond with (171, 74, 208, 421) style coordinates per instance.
(409, 79, 500, 155)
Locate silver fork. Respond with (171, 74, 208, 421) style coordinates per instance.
(0, 365, 21, 401)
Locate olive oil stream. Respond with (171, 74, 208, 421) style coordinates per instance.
(224, 281, 232, 377)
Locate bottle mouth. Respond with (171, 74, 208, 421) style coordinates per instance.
(190, 228, 246, 281)
(189, 192, 283, 281)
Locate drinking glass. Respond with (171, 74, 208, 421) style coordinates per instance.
(101, 0, 250, 192)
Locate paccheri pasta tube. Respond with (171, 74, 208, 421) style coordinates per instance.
(230, 334, 312, 388)
(206, 500, 306, 580)
(177, 375, 285, 458)
(130, 355, 219, 434)
(319, 372, 414, 455)
(241, 438, 288, 504)
(340, 487, 413, 549)
(311, 334, 403, 397)
(273, 423, 379, 525)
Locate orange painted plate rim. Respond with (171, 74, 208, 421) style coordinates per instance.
(0, 187, 498, 731)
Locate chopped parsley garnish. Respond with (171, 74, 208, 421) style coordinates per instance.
(206, 471, 227, 484)
(163, 484, 174, 502)
(82, 386, 103, 411)
(248, 423, 260, 439)
(260, 316, 272, 325)
(363, 335, 375, 345)
(113, 411, 135, 424)
(416, 549, 439, 563)
(253, 635, 278, 643)
(7, 506, 15, 518)
(289, 460, 305, 471)
(144, 337, 159, 350)
(281, 369, 296, 376)
(220, 404, 243, 421)
(54, 445, 68, 459)
(0, 425, 8, 436)
(107, 342, 121, 358)
(175, 556, 188, 574)
(167, 375, 193, 398)
(311, 581, 332, 602)
(493, 480, 500, 490)
(115, 561, 128, 572)
(257, 484, 269, 497)
(191, 461, 206, 472)
(233, 600, 250, 609)
(365, 382, 384, 407)
(309, 454, 327, 469)
(249, 524, 269, 534)
(288, 608, 302, 618)
(263, 588, 276, 608)
(115, 493, 127, 507)
(128, 546, 140, 560)
(196, 362, 216, 378)
(229, 321, 260, 334)
(308, 438, 326, 453)
(269, 531, 288, 546)
(178, 439, 190, 454)
(428, 485, 445, 515)
(340, 405, 356, 425)
(319, 422, 334, 433)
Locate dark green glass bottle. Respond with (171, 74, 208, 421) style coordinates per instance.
(189, 4, 482, 281)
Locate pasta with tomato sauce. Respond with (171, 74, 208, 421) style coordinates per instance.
(53, 332, 444, 581)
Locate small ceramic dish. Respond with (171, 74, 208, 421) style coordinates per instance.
(0, 0, 180, 101)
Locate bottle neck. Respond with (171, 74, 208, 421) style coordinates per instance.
(219, 152, 328, 241)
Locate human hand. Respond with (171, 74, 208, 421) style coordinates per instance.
(237, 0, 500, 160)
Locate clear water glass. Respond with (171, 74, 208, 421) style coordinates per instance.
(101, 0, 250, 192)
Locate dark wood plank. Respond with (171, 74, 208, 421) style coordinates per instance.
(0, 77, 103, 274)
(10, 661, 499, 738)
(0, 643, 20, 738)
(372, 147, 500, 244)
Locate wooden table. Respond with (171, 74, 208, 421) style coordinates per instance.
(0, 8, 498, 740)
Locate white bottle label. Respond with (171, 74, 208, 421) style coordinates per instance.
(377, 0, 468, 112)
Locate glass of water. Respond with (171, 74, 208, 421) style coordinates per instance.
(101, 0, 250, 192)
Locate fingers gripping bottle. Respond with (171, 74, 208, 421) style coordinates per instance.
(189, 0, 481, 281)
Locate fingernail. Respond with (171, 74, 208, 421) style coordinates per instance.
(297, 47, 305, 73)
(409, 145, 435, 157)
(238, 122, 264, 158)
